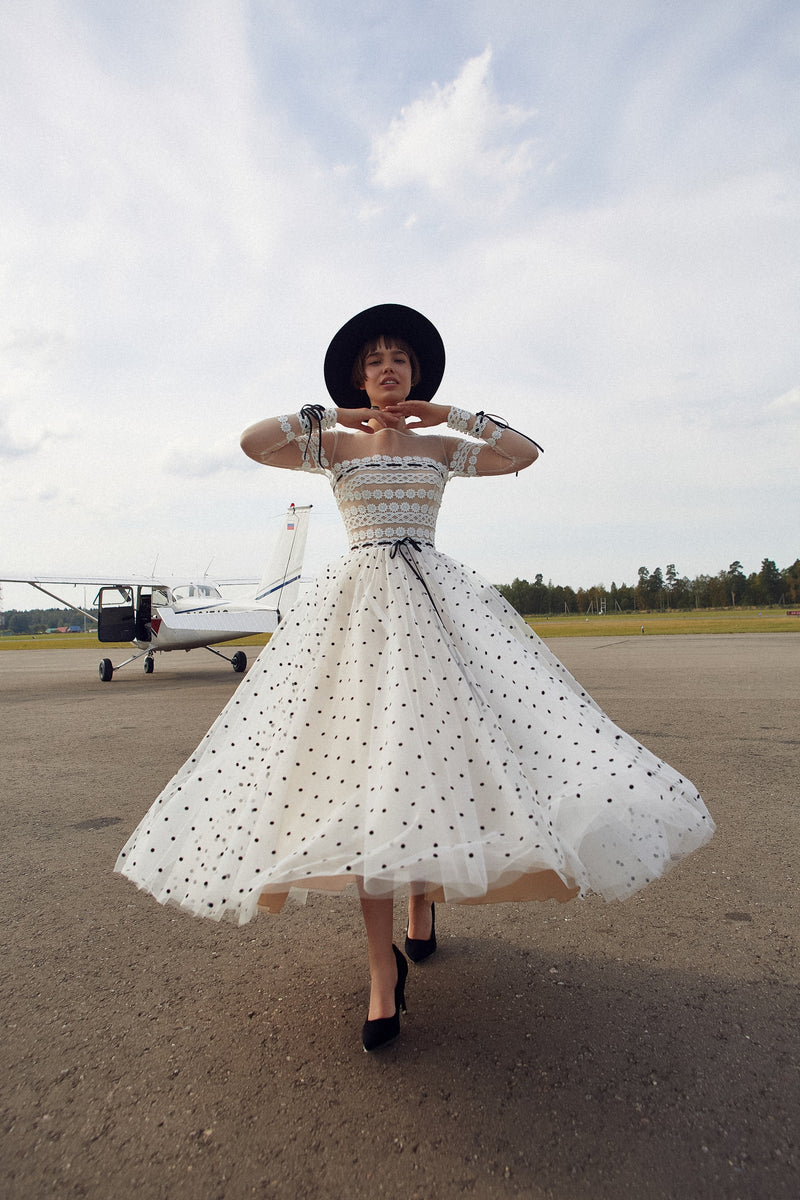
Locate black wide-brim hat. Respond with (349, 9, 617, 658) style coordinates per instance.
(324, 303, 446, 408)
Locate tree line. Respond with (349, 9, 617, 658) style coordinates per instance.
(497, 558, 800, 616)
(2, 556, 799, 631)
(0, 606, 93, 635)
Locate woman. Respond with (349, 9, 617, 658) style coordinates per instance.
(116, 304, 714, 1052)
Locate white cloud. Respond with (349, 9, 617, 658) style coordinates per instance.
(161, 436, 253, 479)
(0, 414, 44, 458)
(766, 386, 800, 413)
(370, 47, 535, 214)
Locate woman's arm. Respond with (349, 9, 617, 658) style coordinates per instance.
(240, 409, 335, 469)
(240, 406, 384, 469)
(384, 401, 541, 476)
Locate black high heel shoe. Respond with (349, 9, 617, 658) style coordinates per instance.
(405, 902, 437, 963)
(362, 944, 408, 1053)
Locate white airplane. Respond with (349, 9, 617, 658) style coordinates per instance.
(2, 504, 311, 681)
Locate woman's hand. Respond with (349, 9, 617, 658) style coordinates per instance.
(335, 407, 390, 433)
(383, 401, 450, 429)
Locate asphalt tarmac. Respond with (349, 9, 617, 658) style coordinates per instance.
(1, 635, 797, 1200)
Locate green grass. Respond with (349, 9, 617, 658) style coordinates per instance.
(2, 608, 797, 650)
(0, 632, 271, 652)
(527, 607, 798, 637)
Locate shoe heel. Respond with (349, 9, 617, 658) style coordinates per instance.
(393, 943, 408, 1014)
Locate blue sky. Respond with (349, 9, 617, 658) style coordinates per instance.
(2, 0, 798, 611)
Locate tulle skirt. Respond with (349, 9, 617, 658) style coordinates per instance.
(115, 544, 714, 923)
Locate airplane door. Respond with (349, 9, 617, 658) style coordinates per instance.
(97, 587, 136, 643)
(135, 589, 152, 642)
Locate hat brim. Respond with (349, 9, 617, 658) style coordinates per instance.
(324, 303, 445, 408)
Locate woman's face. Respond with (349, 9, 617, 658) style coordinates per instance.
(359, 339, 414, 408)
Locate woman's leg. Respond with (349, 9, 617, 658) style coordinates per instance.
(407, 890, 434, 940)
(359, 894, 398, 1019)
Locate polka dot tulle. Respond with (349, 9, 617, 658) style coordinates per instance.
(116, 444, 714, 924)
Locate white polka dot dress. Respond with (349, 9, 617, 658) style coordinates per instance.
(115, 410, 714, 924)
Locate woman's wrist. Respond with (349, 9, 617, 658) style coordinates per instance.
(446, 406, 474, 433)
(301, 405, 337, 430)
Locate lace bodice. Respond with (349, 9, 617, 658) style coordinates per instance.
(330, 453, 447, 547)
(241, 407, 541, 549)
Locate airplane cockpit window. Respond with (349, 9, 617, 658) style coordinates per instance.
(171, 583, 222, 601)
(152, 587, 170, 606)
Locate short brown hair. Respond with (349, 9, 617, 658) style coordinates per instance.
(350, 335, 422, 390)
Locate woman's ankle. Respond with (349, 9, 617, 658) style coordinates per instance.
(367, 956, 399, 1020)
(407, 895, 433, 940)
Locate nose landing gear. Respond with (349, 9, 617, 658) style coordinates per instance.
(97, 646, 156, 680)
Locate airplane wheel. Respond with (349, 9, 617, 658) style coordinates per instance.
(144, 656, 154, 674)
(231, 651, 247, 673)
(98, 659, 113, 682)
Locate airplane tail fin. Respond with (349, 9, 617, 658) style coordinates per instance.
(255, 505, 311, 616)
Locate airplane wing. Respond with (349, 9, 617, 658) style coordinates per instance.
(0, 574, 168, 588)
(212, 578, 260, 587)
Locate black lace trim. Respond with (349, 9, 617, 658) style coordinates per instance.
(334, 458, 444, 482)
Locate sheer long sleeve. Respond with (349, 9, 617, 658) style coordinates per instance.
(445, 408, 542, 477)
(240, 408, 338, 473)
